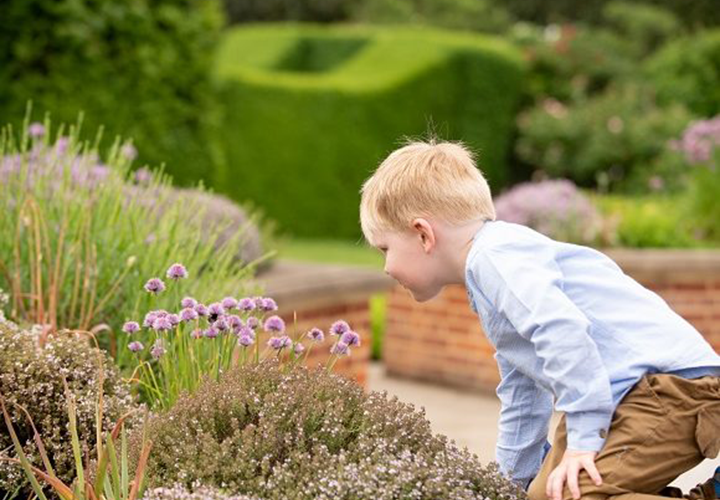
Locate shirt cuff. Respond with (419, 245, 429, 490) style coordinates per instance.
(565, 410, 613, 452)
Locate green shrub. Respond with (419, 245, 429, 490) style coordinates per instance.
(0, 0, 224, 184)
(592, 195, 702, 248)
(601, 1, 682, 58)
(135, 361, 525, 499)
(351, 0, 513, 33)
(498, 0, 719, 28)
(222, 0, 352, 24)
(0, 321, 141, 498)
(214, 24, 525, 238)
(0, 120, 257, 370)
(515, 83, 694, 191)
(645, 30, 720, 117)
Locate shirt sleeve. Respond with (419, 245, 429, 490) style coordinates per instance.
(495, 352, 554, 488)
(477, 242, 615, 453)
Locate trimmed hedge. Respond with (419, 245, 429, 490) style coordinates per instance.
(0, 0, 224, 184)
(214, 24, 525, 238)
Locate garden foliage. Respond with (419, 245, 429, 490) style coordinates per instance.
(214, 24, 525, 237)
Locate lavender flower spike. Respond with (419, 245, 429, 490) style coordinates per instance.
(264, 315, 285, 333)
(122, 321, 140, 334)
(144, 278, 166, 294)
(28, 122, 45, 138)
(166, 263, 188, 280)
(329, 320, 350, 336)
(128, 341, 144, 353)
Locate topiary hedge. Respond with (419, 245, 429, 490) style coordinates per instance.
(0, 0, 224, 185)
(213, 24, 525, 238)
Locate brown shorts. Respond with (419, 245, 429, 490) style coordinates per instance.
(528, 374, 720, 500)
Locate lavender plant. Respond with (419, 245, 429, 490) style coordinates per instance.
(495, 179, 606, 245)
(0, 118, 258, 367)
(125, 264, 359, 410)
(133, 362, 525, 500)
(670, 116, 720, 241)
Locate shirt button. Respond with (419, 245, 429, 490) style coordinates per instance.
(599, 429, 608, 438)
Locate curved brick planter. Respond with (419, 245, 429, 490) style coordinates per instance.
(255, 260, 394, 387)
(384, 249, 720, 393)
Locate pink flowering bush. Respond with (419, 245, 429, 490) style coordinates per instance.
(670, 116, 720, 240)
(133, 362, 525, 500)
(495, 179, 605, 245)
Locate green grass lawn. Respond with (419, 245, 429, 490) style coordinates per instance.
(275, 238, 387, 360)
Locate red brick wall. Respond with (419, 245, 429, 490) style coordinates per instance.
(384, 250, 720, 393)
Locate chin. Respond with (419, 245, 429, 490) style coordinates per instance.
(410, 286, 442, 303)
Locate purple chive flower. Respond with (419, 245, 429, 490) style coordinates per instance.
(214, 317, 229, 332)
(144, 278, 166, 294)
(238, 297, 256, 312)
(190, 328, 204, 339)
(227, 315, 243, 332)
(340, 330, 361, 347)
(122, 321, 140, 334)
(151, 340, 165, 359)
(331, 341, 350, 356)
(167, 313, 181, 327)
(246, 316, 259, 330)
(166, 263, 188, 280)
(152, 316, 173, 332)
(237, 325, 255, 339)
(260, 298, 278, 312)
(221, 296, 238, 310)
(238, 334, 254, 347)
(181, 296, 198, 308)
(55, 136, 70, 155)
(143, 311, 158, 328)
(207, 302, 225, 321)
(204, 326, 219, 339)
(307, 327, 324, 342)
(28, 122, 45, 138)
(267, 335, 292, 351)
(253, 296, 265, 309)
(294, 343, 305, 355)
(195, 303, 208, 317)
(329, 320, 350, 336)
(180, 307, 199, 322)
(263, 315, 285, 333)
(120, 142, 138, 161)
(128, 341, 144, 353)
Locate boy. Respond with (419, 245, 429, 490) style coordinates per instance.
(360, 140, 720, 500)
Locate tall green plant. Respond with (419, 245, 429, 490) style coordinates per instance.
(0, 117, 258, 367)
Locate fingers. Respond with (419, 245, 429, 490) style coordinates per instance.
(567, 463, 581, 500)
(547, 469, 567, 500)
(583, 458, 604, 486)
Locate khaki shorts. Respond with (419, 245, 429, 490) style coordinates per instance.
(528, 374, 720, 500)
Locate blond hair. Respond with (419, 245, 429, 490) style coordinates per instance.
(360, 140, 496, 244)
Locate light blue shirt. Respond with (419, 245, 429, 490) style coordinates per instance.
(464, 221, 720, 487)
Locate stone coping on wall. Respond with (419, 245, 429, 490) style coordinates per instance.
(603, 248, 720, 284)
(255, 259, 394, 310)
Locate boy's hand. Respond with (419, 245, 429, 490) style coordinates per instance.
(546, 450, 603, 500)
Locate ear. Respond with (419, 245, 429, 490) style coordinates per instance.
(411, 218, 436, 253)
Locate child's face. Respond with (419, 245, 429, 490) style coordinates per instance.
(373, 227, 443, 302)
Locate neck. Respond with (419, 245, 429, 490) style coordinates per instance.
(438, 218, 487, 285)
